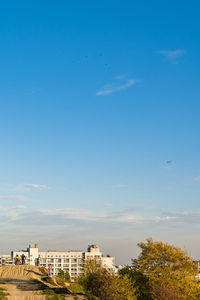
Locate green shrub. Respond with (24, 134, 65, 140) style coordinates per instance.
(69, 281, 85, 294)
(57, 270, 71, 283)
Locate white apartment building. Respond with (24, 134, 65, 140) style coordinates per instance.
(4, 243, 116, 281)
(38, 249, 83, 280)
(0, 255, 13, 266)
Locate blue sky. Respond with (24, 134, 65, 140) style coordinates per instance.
(1, 0, 200, 263)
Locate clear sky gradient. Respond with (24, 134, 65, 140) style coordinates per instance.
(0, 0, 200, 264)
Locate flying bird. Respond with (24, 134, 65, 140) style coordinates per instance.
(166, 161, 172, 164)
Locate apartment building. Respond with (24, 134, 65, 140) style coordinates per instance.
(0, 255, 13, 266)
(2, 243, 116, 281)
(38, 250, 83, 280)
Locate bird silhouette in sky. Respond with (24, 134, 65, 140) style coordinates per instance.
(166, 161, 172, 164)
(164, 160, 173, 168)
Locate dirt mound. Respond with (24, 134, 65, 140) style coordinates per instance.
(0, 265, 46, 299)
(0, 265, 87, 300)
(0, 265, 44, 281)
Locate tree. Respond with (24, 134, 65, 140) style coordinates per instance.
(151, 279, 181, 300)
(132, 238, 200, 300)
(57, 270, 65, 279)
(57, 269, 71, 282)
(111, 274, 137, 300)
(78, 259, 136, 300)
(78, 259, 113, 299)
(64, 270, 71, 282)
(119, 266, 153, 300)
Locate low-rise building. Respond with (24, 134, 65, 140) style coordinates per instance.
(0, 255, 13, 266)
(1, 243, 116, 281)
(38, 249, 83, 280)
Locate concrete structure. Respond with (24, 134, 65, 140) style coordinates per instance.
(38, 249, 83, 280)
(11, 243, 39, 266)
(1, 244, 116, 281)
(0, 255, 13, 266)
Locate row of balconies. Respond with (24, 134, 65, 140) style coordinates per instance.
(39, 258, 81, 263)
(40, 261, 82, 267)
(46, 255, 82, 258)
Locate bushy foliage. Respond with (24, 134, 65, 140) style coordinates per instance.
(76, 239, 200, 300)
(111, 274, 137, 300)
(150, 279, 182, 300)
(130, 238, 200, 300)
(57, 270, 71, 282)
(64, 271, 70, 282)
(78, 259, 136, 300)
(57, 270, 65, 279)
(120, 266, 182, 300)
(119, 267, 153, 300)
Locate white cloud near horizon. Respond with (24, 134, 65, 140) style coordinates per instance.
(0, 206, 174, 226)
(96, 79, 137, 96)
(1, 206, 200, 265)
(1, 204, 200, 227)
(20, 208, 200, 225)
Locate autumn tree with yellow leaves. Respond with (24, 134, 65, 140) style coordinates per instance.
(76, 239, 200, 300)
(130, 238, 200, 300)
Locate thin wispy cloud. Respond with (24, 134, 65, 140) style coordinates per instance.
(158, 49, 186, 63)
(0, 205, 25, 222)
(114, 74, 128, 80)
(2, 206, 200, 227)
(162, 210, 200, 224)
(0, 206, 173, 226)
(0, 195, 29, 201)
(193, 176, 200, 182)
(26, 208, 200, 225)
(104, 203, 112, 207)
(96, 79, 137, 96)
(24, 207, 173, 224)
(0, 183, 51, 192)
(113, 184, 128, 188)
(24, 184, 51, 191)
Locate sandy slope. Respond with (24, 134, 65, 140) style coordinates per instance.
(0, 265, 48, 299)
(0, 265, 87, 300)
(0, 265, 45, 281)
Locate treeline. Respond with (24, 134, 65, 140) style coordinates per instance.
(74, 238, 200, 300)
